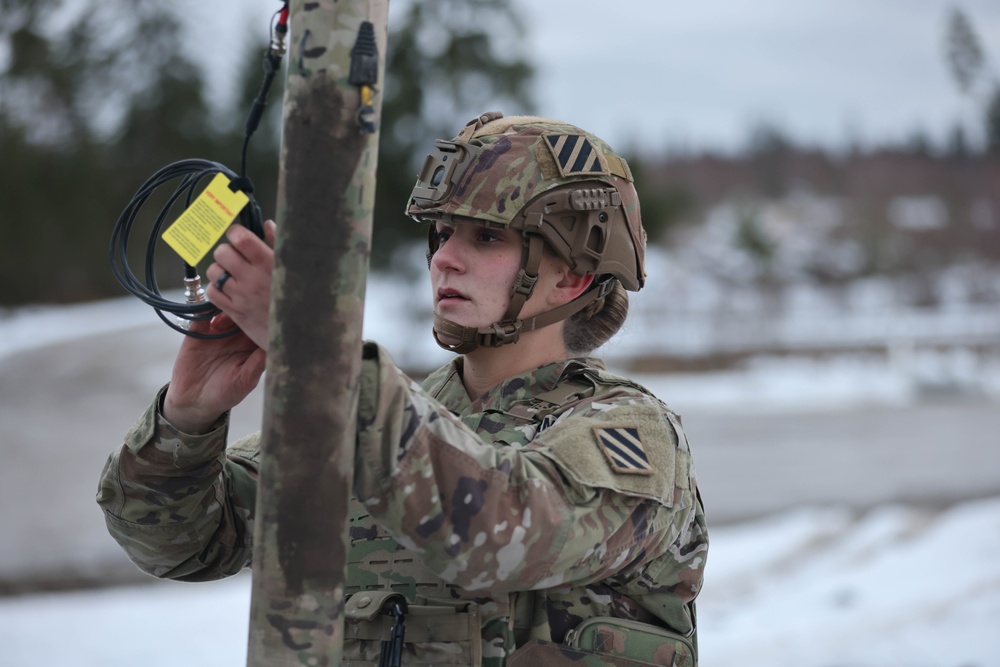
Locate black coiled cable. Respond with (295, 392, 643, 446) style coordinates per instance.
(109, 160, 265, 339)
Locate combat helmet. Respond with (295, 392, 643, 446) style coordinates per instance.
(407, 111, 646, 354)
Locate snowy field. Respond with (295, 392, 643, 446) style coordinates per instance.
(1, 499, 998, 667)
(1, 265, 999, 666)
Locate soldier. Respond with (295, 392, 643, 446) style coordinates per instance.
(97, 112, 708, 666)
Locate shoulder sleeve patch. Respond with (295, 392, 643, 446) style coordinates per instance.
(527, 403, 685, 507)
(594, 426, 653, 476)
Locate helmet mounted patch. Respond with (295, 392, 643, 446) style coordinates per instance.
(542, 134, 609, 178)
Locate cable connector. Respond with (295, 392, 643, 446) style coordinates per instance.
(270, 2, 290, 57)
(350, 21, 379, 133)
(183, 273, 207, 304)
(178, 270, 207, 331)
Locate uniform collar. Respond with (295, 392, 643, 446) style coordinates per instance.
(422, 355, 606, 417)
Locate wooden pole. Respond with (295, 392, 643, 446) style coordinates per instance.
(247, 1, 388, 665)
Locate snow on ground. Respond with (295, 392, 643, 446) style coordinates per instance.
(1, 498, 998, 667)
(0, 296, 154, 363)
(701, 499, 1000, 667)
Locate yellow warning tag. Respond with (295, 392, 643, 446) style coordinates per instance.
(162, 173, 249, 266)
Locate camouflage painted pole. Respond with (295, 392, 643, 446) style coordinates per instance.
(247, 1, 388, 665)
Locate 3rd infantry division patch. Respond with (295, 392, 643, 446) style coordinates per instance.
(544, 134, 608, 177)
(594, 426, 654, 475)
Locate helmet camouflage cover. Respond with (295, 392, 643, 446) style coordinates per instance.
(407, 111, 646, 291)
(406, 112, 647, 352)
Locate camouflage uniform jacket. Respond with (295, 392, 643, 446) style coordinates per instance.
(98, 342, 708, 664)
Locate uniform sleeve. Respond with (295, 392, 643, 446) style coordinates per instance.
(95, 385, 260, 581)
(353, 343, 692, 594)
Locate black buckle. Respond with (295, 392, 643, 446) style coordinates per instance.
(378, 602, 406, 667)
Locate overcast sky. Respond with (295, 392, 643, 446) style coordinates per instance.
(517, 0, 1000, 154)
(193, 0, 1000, 154)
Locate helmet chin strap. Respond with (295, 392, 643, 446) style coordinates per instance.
(431, 232, 615, 354)
(431, 280, 613, 354)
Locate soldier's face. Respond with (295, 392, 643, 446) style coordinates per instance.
(430, 220, 523, 328)
(429, 219, 568, 332)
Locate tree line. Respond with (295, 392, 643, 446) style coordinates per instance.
(0, 0, 534, 305)
(1, 1, 996, 307)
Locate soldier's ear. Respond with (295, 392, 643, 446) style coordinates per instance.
(550, 270, 594, 306)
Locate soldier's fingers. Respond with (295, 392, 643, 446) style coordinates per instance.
(205, 262, 225, 285)
(205, 263, 233, 302)
(212, 241, 250, 278)
(225, 224, 274, 268)
(210, 312, 237, 332)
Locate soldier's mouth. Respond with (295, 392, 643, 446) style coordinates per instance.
(437, 288, 469, 302)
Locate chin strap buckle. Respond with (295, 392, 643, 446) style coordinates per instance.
(511, 269, 538, 298)
(486, 320, 523, 347)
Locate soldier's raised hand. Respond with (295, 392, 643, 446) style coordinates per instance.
(206, 219, 277, 350)
(161, 312, 266, 434)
